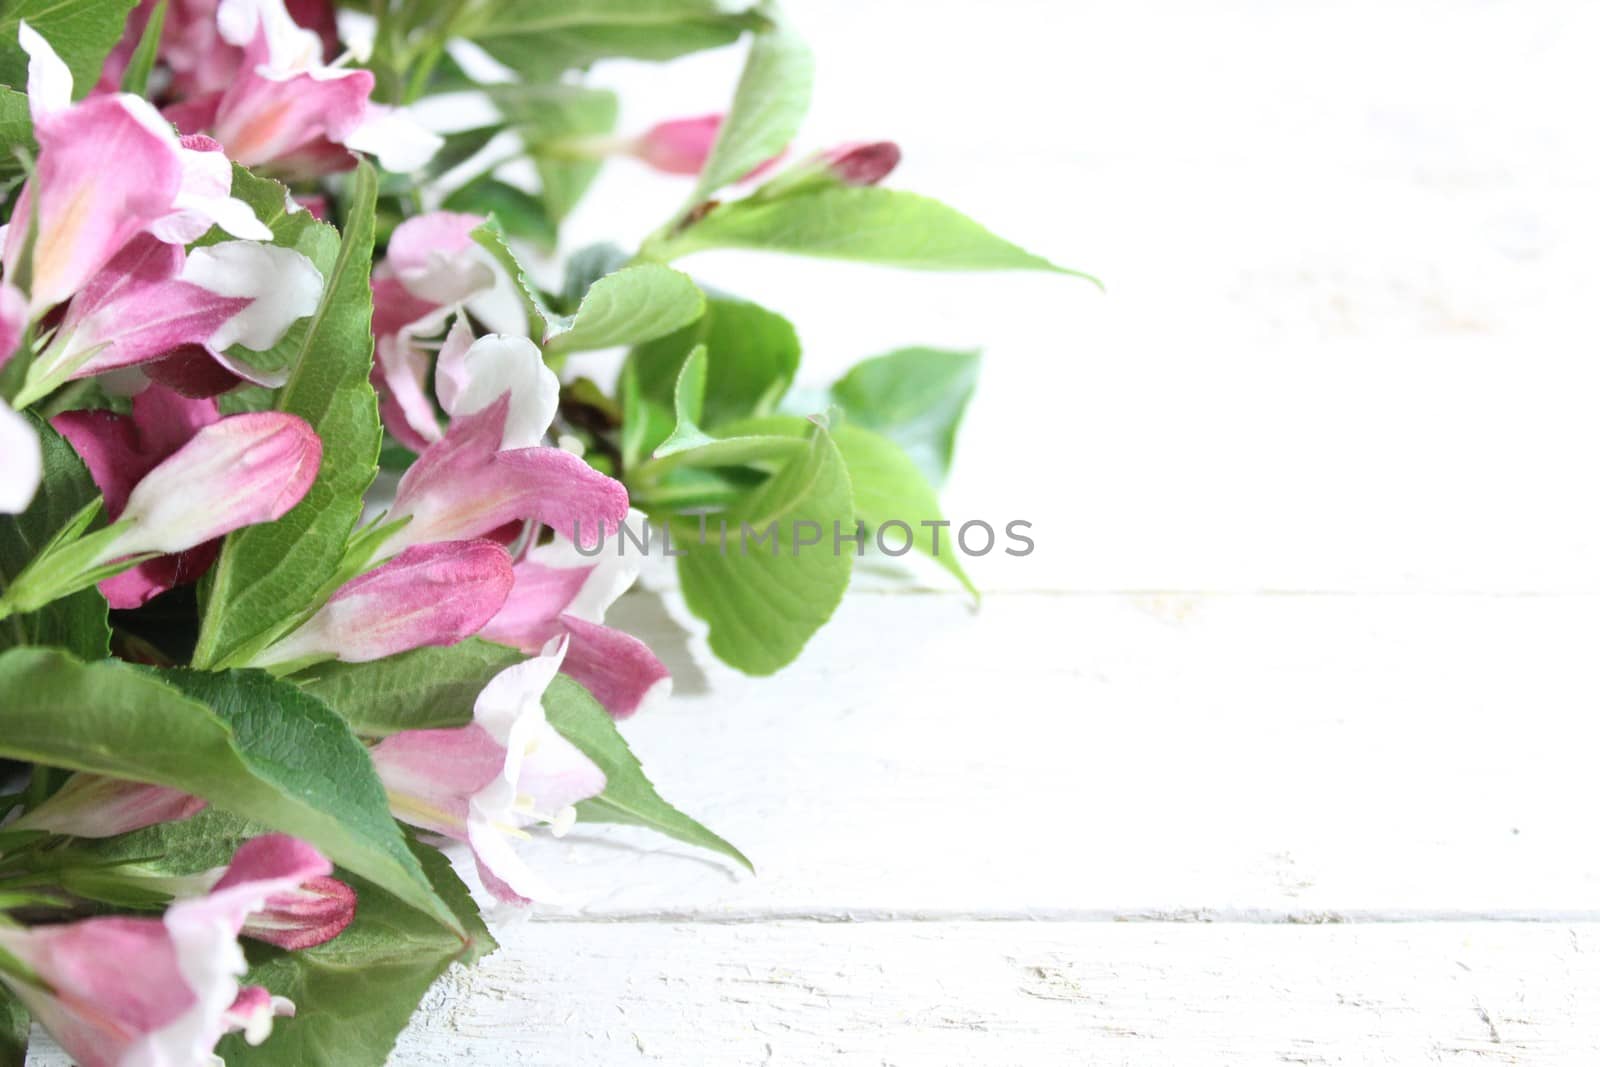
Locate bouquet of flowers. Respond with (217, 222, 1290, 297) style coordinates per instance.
(0, 1, 1084, 1062)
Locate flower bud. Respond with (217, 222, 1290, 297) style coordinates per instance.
(13, 774, 206, 838)
(820, 140, 901, 186)
(631, 114, 784, 180)
(251, 539, 514, 667)
(104, 412, 321, 558)
(238, 875, 356, 951)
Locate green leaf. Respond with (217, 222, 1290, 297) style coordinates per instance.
(464, 2, 764, 81)
(690, 20, 812, 201)
(544, 263, 705, 356)
(558, 242, 631, 311)
(656, 186, 1098, 279)
(544, 675, 749, 870)
(720, 415, 976, 595)
(676, 418, 853, 674)
(651, 343, 714, 456)
(298, 639, 526, 737)
(0, 987, 25, 1067)
(118, 0, 166, 95)
(217, 842, 494, 1067)
(193, 163, 381, 670)
(442, 176, 556, 252)
(0, 88, 34, 183)
(0, 650, 460, 932)
(0, 415, 110, 660)
(0, 0, 139, 100)
(628, 292, 799, 428)
(833, 424, 975, 595)
(470, 216, 551, 341)
(827, 346, 979, 486)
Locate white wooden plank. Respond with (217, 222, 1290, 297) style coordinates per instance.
(388, 921, 1600, 1065)
(437, 589, 1600, 921)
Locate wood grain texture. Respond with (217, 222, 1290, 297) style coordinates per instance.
(395, 922, 1600, 1065)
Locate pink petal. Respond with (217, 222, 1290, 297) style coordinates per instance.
(556, 615, 673, 720)
(211, 55, 373, 172)
(254, 539, 514, 666)
(4, 96, 184, 313)
(12, 775, 206, 838)
(372, 723, 506, 837)
(495, 446, 631, 549)
(633, 114, 723, 175)
(239, 875, 354, 951)
(387, 211, 491, 305)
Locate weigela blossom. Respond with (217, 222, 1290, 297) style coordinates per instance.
(53, 386, 224, 608)
(629, 114, 784, 180)
(251, 539, 516, 668)
(0, 835, 334, 1066)
(370, 642, 607, 904)
(1, 22, 267, 317)
(164, 0, 440, 178)
(11, 774, 207, 838)
(25, 233, 321, 400)
(481, 514, 672, 720)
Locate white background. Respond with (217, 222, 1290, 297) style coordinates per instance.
(37, 1, 1600, 1062)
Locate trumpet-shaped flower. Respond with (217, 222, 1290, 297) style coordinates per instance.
(166, 0, 440, 178)
(12, 774, 207, 838)
(28, 234, 321, 396)
(2, 22, 266, 316)
(382, 396, 628, 557)
(481, 516, 672, 719)
(54, 386, 222, 607)
(0, 835, 330, 1067)
(251, 539, 515, 668)
(99, 411, 321, 559)
(371, 641, 607, 904)
(630, 113, 784, 180)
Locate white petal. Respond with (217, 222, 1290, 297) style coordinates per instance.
(444, 333, 559, 450)
(217, 0, 323, 70)
(18, 21, 72, 118)
(473, 637, 568, 746)
(0, 403, 41, 515)
(522, 509, 649, 623)
(182, 242, 324, 351)
(150, 146, 273, 244)
(344, 105, 444, 174)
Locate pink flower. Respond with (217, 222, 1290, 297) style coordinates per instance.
(250, 540, 515, 668)
(2, 23, 266, 317)
(91, 411, 321, 561)
(233, 875, 355, 952)
(369, 214, 499, 450)
(24, 234, 321, 401)
(12, 774, 206, 838)
(382, 396, 628, 557)
(481, 515, 671, 720)
(371, 643, 607, 903)
(54, 387, 223, 607)
(0, 835, 331, 1066)
(166, 0, 440, 178)
(630, 113, 784, 179)
(817, 140, 901, 186)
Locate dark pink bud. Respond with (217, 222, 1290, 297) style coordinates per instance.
(239, 875, 356, 951)
(821, 141, 901, 186)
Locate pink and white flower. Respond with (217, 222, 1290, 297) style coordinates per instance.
(250, 539, 515, 668)
(2, 22, 266, 317)
(11, 774, 206, 838)
(0, 284, 38, 513)
(53, 387, 223, 607)
(629, 113, 784, 180)
(371, 642, 607, 904)
(0, 835, 331, 1066)
(167, 0, 440, 178)
(370, 214, 502, 450)
(91, 411, 321, 562)
(25, 234, 321, 400)
(382, 395, 629, 557)
(481, 514, 672, 720)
